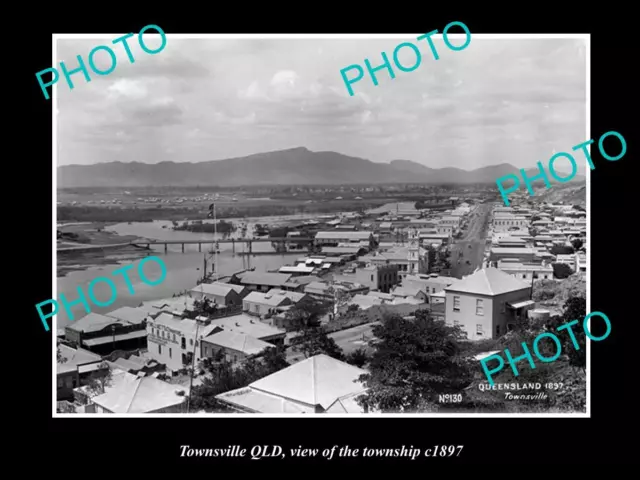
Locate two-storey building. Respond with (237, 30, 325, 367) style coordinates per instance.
(444, 268, 534, 341)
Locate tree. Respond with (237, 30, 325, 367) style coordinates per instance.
(346, 304, 360, 314)
(345, 347, 369, 368)
(190, 346, 290, 412)
(292, 326, 345, 361)
(426, 247, 437, 273)
(57, 346, 67, 363)
(550, 245, 575, 255)
(356, 310, 475, 413)
(552, 262, 574, 279)
(284, 299, 328, 330)
(547, 296, 586, 371)
(571, 238, 584, 250)
(85, 362, 113, 397)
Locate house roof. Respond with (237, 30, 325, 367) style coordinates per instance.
(210, 314, 286, 339)
(151, 313, 220, 338)
(315, 231, 372, 240)
(210, 281, 246, 294)
(267, 289, 308, 303)
(57, 344, 103, 374)
(65, 312, 122, 333)
(215, 387, 313, 413)
(445, 268, 530, 296)
(140, 296, 197, 314)
(190, 283, 235, 297)
(239, 272, 292, 287)
(105, 306, 148, 325)
(216, 354, 366, 412)
(91, 376, 187, 413)
(244, 291, 290, 307)
(203, 330, 274, 356)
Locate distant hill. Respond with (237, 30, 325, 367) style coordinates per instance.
(57, 147, 586, 188)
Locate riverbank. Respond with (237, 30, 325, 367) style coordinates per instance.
(57, 222, 147, 277)
(57, 199, 387, 223)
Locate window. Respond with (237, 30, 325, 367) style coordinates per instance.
(432, 287, 436, 293)
(453, 296, 460, 312)
(496, 325, 501, 336)
(181, 337, 186, 349)
(476, 299, 484, 316)
(57, 377, 63, 388)
(371, 274, 374, 282)
(158, 344, 162, 354)
(169, 348, 172, 358)
(476, 324, 483, 335)
(172, 334, 176, 342)
(190, 339, 194, 346)
(501, 302, 506, 313)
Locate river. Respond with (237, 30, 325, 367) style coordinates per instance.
(55, 213, 327, 331)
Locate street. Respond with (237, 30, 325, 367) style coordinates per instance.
(449, 203, 493, 278)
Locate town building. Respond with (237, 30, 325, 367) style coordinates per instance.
(56, 344, 104, 401)
(314, 231, 375, 248)
(493, 213, 529, 232)
(189, 283, 245, 307)
(200, 330, 274, 363)
(209, 314, 287, 347)
(232, 272, 293, 292)
(64, 312, 147, 355)
(444, 268, 535, 341)
(489, 247, 536, 264)
(146, 313, 221, 375)
(497, 259, 554, 281)
(335, 263, 399, 294)
(243, 290, 293, 317)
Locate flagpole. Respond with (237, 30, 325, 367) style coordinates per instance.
(214, 203, 218, 282)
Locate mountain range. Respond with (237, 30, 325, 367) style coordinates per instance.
(57, 147, 585, 188)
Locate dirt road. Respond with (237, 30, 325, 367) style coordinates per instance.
(449, 203, 493, 278)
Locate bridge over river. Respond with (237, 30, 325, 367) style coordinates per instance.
(57, 237, 315, 254)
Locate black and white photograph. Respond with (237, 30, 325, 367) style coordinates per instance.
(53, 33, 588, 417)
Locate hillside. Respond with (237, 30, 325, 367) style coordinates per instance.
(57, 147, 586, 188)
(535, 183, 587, 206)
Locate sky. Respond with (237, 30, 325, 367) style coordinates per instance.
(56, 35, 587, 171)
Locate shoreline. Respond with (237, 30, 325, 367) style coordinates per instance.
(57, 222, 148, 277)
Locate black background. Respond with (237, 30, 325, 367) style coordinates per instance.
(17, 6, 635, 467)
